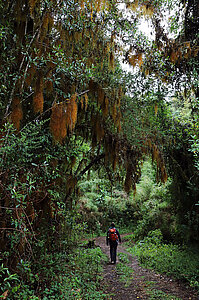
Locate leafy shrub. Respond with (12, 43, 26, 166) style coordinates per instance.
(78, 172, 137, 233)
(2, 246, 108, 299)
(120, 233, 135, 244)
(0, 262, 20, 297)
(127, 230, 199, 290)
(131, 160, 173, 241)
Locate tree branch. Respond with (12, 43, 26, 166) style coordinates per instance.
(77, 153, 105, 180)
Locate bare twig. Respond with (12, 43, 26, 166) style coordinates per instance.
(0, 206, 15, 210)
(22, 206, 37, 240)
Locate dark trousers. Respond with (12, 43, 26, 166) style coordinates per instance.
(110, 241, 118, 263)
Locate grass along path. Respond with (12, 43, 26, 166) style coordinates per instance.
(95, 235, 198, 300)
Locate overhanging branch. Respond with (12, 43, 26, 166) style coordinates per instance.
(77, 153, 105, 180)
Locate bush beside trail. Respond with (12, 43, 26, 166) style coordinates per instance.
(126, 230, 199, 291)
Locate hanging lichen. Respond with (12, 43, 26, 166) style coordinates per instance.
(140, 4, 154, 17)
(28, 0, 40, 17)
(102, 96, 109, 116)
(95, 114, 105, 142)
(109, 52, 114, 71)
(80, 95, 84, 110)
(155, 103, 158, 116)
(97, 86, 105, 106)
(33, 77, 44, 114)
(126, 0, 139, 12)
(95, 0, 101, 12)
(50, 102, 67, 142)
(117, 85, 123, 107)
(11, 97, 23, 131)
(137, 53, 143, 66)
(129, 54, 137, 67)
(40, 12, 52, 41)
(111, 103, 117, 122)
(25, 64, 36, 87)
(66, 93, 78, 131)
(129, 53, 143, 68)
(45, 71, 53, 95)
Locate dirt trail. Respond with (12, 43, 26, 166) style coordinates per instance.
(95, 235, 199, 300)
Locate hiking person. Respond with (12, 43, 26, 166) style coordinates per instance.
(106, 222, 121, 264)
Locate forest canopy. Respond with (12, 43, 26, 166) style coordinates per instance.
(0, 0, 199, 295)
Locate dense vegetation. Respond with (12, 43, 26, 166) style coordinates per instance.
(0, 0, 198, 298)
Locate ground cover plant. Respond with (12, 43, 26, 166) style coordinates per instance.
(146, 289, 182, 300)
(116, 253, 134, 287)
(126, 230, 199, 291)
(0, 244, 108, 299)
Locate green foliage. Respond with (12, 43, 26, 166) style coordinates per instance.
(0, 0, 199, 297)
(121, 234, 135, 244)
(33, 247, 108, 300)
(0, 121, 90, 249)
(127, 230, 199, 290)
(0, 262, 20, 296)
(116, 253, 134, 287)
(78, 158, 177, 240)
(189, 133, 199, 172)
(117, 252, 130, 264)
(78, 171, 136, 232)
(1, 221, 108, 299)
(3, 247, 108, 299)
(129, 159, 174, 240)
(147, 289, 182, 300)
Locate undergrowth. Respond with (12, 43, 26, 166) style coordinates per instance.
(0, 246, 108, 299)
(116, 253, 134, 287)
(126, 229, 199, 291)
(146, 288, 182, 300)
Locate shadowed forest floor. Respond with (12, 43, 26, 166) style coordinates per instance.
(95, 235, 199, 300)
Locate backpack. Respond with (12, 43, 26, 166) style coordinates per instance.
(108, 228, 118, 241)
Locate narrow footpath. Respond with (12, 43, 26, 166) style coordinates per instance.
(95, 235, 199, 300)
